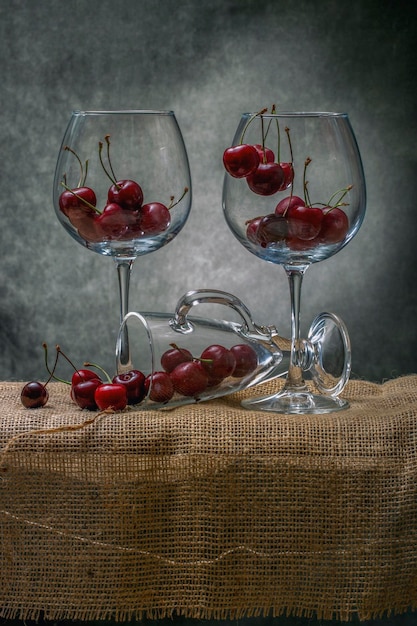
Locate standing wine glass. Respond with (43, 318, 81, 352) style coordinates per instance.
(223, 110, 366, 413)
(53, 110, 192, 368)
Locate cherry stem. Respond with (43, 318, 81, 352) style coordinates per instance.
(327, 184, 353, 208)
(262, 114, 275, 159)
(55, 345, 84, 380)
(169, 343, 189, 355)
(259, 114, 274, 163)
(42, 343, 70, 385)
(240, 107, 268, 144)
(84, 159, 90, 187)
(269, 105, 281, 163)
(285, 126, 295, 191)
(260, 115, 266, 160)
(105, 135, 119, 183)
(168, 187, 189, 210)
(64, 145, 87, 188)
(42, 343, 66, 386)
(261, 105, 276, 160)
(285, 126, 294, 163)
(84, 361, 112, 383)
(303, 158, 312, 206)
(276, 121, 281, 162)
(60, 182, 101, 214)
(254, 105, 279, 163)
(98, 139, 118, 187)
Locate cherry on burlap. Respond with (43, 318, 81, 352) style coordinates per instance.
(0, 376, 416, 622)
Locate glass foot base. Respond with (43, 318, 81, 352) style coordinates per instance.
(241, 389, 349, 414)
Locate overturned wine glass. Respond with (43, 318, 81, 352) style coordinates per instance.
(115, 289, 351, 411)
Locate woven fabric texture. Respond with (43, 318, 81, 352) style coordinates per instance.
(0, 376, 416, 622)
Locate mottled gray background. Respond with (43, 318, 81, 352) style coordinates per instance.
(1, 0, 416, 386)
(0, 3, 416, 623)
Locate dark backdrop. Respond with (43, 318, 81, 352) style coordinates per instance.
(0, 4, 416, 623)
(1, 0, 416, 384)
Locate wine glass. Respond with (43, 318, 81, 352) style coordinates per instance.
(53, 110, 192, 367)
(222, 111, 366, 413)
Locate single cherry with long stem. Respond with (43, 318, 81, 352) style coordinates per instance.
(99, 135, 143, 211)
(20, 346, 61, 408)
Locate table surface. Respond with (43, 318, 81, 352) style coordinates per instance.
(0, 376, 416, 624)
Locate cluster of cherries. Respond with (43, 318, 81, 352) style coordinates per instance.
(20, 345, 137, 411)
(58, 136, 187, 243)
(246, 188, 350, 251)
(20, 342, 258, 411)
(223, 110, 350, 251)
(223, 138, 294, 196)
(145, 341, 258, 403)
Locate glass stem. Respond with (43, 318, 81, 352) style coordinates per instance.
(284, 265, 309, 392)
(115, 258, 134, 370)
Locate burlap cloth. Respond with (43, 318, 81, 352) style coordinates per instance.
(0, 375, 416, 622)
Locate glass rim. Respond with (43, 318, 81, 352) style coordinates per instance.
(71, 109, 175, 116)
(242, 111, 348, 118)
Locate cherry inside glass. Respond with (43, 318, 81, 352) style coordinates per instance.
(222, 111, 366, 414)
(53, 110, 192, 367)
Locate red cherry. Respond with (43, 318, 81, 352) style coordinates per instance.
(66, 206, 101, 242)
(108, 179, 143, 211)
(21, 381, 49, 408)
(138, 202, 171, 235)
(71, 378, 102, 410)
(223, 144, 260, 178)
(287, 205, 323, 241)
(278, 162, 294, 190)
(59, 187, 97, 217)
(246, 162, 285, 196)
(275, 195, 305, 216)
(161, 345, 193, 373)
(112, 370, 146, 405)
(71, 369, 101, 387)
(144, 371, 175, 403)
(257, 213, 289, 246)
(95, 203, 140, 240)
(230, 344, 258, 377)
(200, 344, 236, 386)
(253, 144, 275, 163)
(170, 361, 209, 397)
(246, 216, 263, 244)
(319, 207, 349, 244)
(94, 383, 127, 411)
